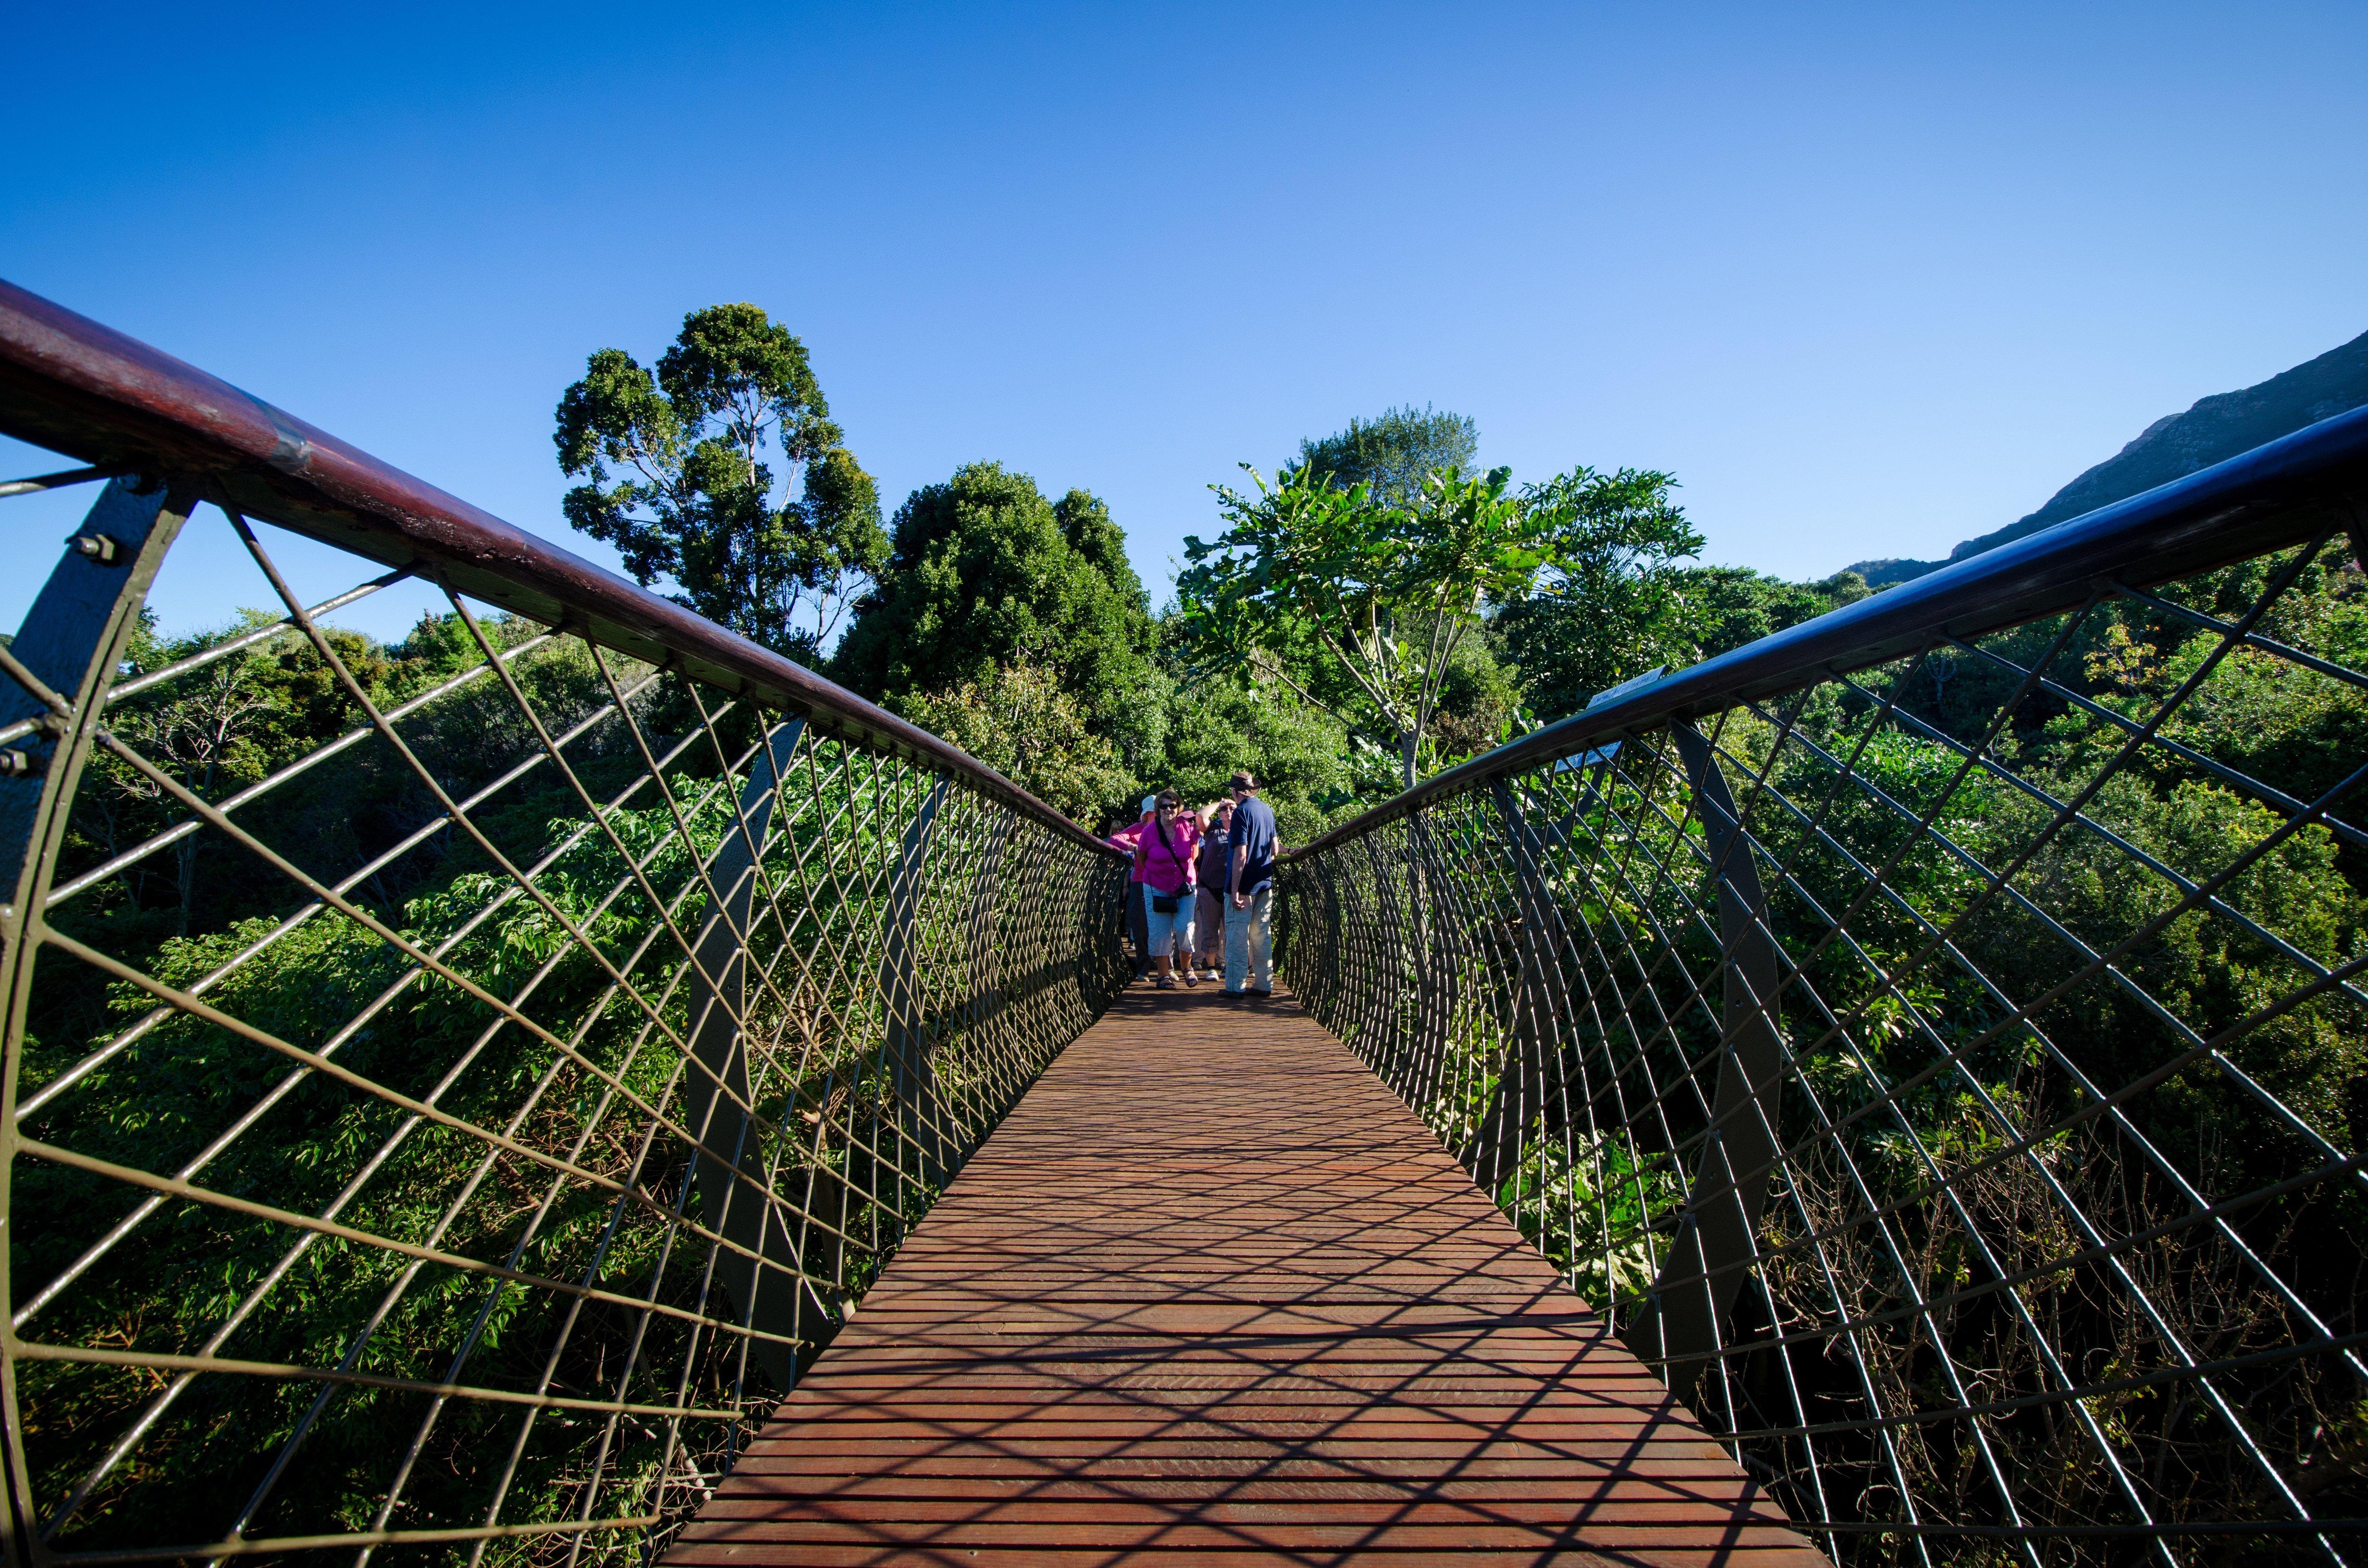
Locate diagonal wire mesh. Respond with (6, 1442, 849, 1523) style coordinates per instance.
(0, 296, 1131, 1562)
(1284, 432, 2368, 1561)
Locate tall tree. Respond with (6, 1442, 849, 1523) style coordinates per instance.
(1297, 405, 1479, 509)
(833, 462, 1157, 740)
(554, 303, 886, 659)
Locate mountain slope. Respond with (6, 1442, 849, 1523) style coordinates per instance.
(1850, 328, 2368, 589)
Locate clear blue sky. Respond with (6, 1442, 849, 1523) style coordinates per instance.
(5, 1, 2363, 644)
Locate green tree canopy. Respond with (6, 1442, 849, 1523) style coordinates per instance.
(899, 661, 1136, 823)
(1297, 404, 1479, 509)
(554, 303, 886, 659)
(1479, 468, 1701, 720)
(1157, 674, 1353, 846)
(833, 462, 1156, 731)
(1496, 561, 1860, 722)
(1682, 566, 1869, 661)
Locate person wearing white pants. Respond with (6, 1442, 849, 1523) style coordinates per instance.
(1221, 771, 1279, 997)
(1224, 885, 1273, 994)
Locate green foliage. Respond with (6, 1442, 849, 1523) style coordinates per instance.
(1286, 539, 2368, 1550)
(71, 610, 562, 952)
(1496, 1130, 1685, 1311)
(1421, 629, 1527, 766)
(1494, 558, 1869, 724)
(23, 782, 737, 1547)
(1155, 677, 1354, 846)
(898, 662, 1136, 823)
(555, 303, 886, 658)
(1483, 470, 1705, 720)
(25, 623, 1129, 1553)
(1680, 565, 1870, 661)
(834, 463, 1154, 727)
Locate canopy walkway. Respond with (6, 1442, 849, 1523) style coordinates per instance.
(675, 985, 1820, 1565)
(6, 279, 2368, 1566)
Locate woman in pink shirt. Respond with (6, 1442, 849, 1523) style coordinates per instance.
(1134, 789, 1201, 989)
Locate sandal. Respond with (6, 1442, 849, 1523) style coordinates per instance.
(1156, 976, 1179, 990)
(1181, 971, 1199, 987)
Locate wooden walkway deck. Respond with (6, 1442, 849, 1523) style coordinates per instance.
(671, 985, 1828, 1567)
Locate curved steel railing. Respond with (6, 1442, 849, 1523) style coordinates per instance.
(1281, 404, 2368, 1561)
(0, 282, 1130, 1561)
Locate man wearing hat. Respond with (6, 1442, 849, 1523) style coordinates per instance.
(1222, 772, 1280, 997)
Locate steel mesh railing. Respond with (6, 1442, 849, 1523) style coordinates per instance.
(1282, 408, 2368, 1563)
(0, 284, 1130, 1562)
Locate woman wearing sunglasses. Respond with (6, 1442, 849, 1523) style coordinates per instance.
(1134, 789, 1201, 989)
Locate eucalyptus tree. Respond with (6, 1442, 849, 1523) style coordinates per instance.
(555, 303, 886, 659)
(1297, 404, 1478, 509)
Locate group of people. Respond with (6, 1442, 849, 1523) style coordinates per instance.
(1105, 771, 1278, 997)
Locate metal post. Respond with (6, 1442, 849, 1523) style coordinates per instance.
(0, 476, 194, 1568)
(881, 778, 949, 1186)
(1, 478, 194, 885)
(681, 717, 807, 1391)
(1475, 779, 1578, 1193)
(1627, 722, 1785, 1396)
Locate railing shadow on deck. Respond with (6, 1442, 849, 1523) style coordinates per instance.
(4, 273, 2368, 1563)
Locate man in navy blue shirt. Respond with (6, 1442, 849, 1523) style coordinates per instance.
(1223, 771, 1280, 996)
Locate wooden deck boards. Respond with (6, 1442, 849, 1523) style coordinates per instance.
(670, 985, 1828, 1567)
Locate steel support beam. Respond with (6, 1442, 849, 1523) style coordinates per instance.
(681, 717, 808, 1392)
(1627, 723, 1785, 1396)
(881, 778, 949, 1186)
(0, 476, 194, 1568)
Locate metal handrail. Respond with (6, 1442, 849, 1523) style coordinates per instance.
(1290, 399, 2368, 860)
(0, 279, 1120, 858)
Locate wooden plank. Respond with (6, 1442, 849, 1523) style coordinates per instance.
(670, 986, 1830, 1567)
